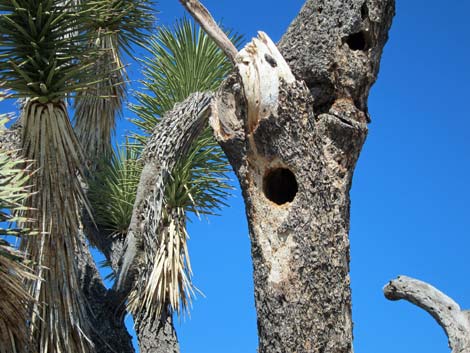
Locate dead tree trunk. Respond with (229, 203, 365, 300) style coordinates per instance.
(205, 1, 395, 352)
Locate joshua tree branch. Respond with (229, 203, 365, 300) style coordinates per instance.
(115, 92, 213, 297)
(384, 276, 470, 353)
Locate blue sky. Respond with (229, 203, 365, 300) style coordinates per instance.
(2, 1, 470, 353)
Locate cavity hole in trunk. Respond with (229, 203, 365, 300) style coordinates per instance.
(346, 31, 368, 51)
(263, 168, 298, 205)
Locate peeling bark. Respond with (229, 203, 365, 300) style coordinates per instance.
(384, 276, 470, 353)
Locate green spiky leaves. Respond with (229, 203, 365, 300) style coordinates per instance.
(89, 143, 142, 236)
(0, 0, 103, 102)
(83, 0, 155, 56)
(132, 18, 242, 140)
(0, 138, 33, 237)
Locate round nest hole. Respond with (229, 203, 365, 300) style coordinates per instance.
(263, 168, 298, 205)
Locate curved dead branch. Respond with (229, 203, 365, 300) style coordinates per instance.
(384, 276, 470, 353)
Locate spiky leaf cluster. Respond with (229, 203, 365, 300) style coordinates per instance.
(0, 0, 102, 102)
(132, 18, 242, 139)
(88, 143, 142, 236)
(0, 116, 36, 353)
(0, 135, 33, 237)
(83, 0, 155, 56)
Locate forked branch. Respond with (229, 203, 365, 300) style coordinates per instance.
(178, 0, 238, 64)
(384, 276, 470, 353)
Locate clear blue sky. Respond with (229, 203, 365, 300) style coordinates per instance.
(2, 1, 470, 352)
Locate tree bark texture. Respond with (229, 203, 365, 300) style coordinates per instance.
(76, 230, 135, 353)
(207, 0, 395, 351)
(136, 311, 179, 353)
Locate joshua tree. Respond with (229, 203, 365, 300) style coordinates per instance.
(3, 1, 467, 353)
(90, 19, 240, 351)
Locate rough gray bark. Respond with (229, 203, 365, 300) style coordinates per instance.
(384, 276, 470, 353)
(76, 231, 134, 353)
(205, 0, 395, 351)
(278, 0, 395, 116)
(136, 311, 179, 353)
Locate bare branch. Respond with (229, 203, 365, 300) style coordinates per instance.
(384, 275, 470, 353)
(178, 0, 238, 64)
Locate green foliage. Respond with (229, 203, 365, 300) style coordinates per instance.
(166, 127, 232, 217)
(83, 0, 156, 56)
(132, 18, 242, 140)
(132, 18, 241, 214)
(91, 19, 240, 236)
(0, 0, 103, 102)
(89, 143, 142, 236)
(0, 142, 33, 237)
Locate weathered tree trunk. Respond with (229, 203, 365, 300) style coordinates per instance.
(76, 231, 135, 353)
(206, 1, 395, 351)
(84, 214, 181, 353)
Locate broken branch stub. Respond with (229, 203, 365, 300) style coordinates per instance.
(384, 276, 470, 353)
(178, 0, 238, 64)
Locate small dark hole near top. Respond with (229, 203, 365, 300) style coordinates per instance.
(263, 168, 298, 205)
(361, 2, 369, 20)
(346, 31, 368, 51)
